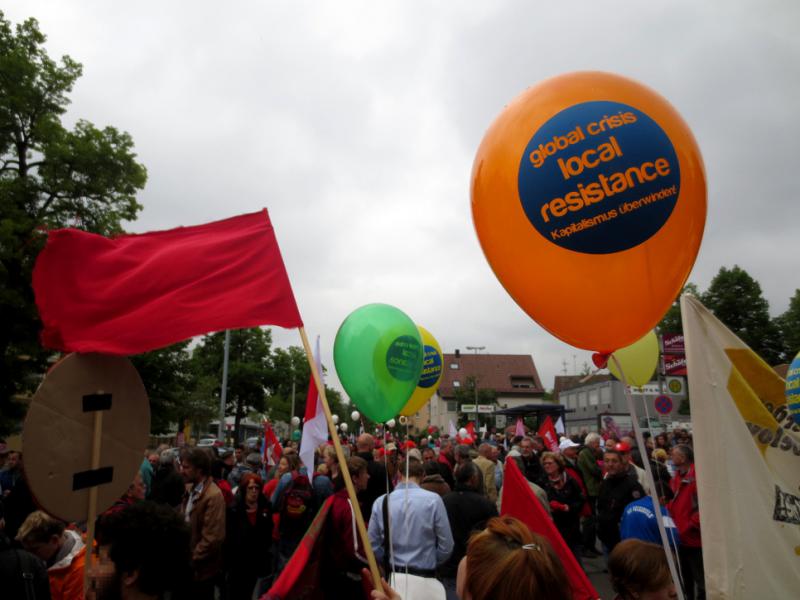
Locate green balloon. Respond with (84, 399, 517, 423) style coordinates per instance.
(334, 303, 423, 423)
(291, 429, 301, 441)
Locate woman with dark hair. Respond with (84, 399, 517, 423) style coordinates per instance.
(609, 538, 678, 599)
(225, 472, 272, 599)
(540, 451, 585, 561)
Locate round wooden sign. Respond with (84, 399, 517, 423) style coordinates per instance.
(23, 353, 150, 522)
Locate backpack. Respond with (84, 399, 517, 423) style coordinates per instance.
(280, 473, 313, 521)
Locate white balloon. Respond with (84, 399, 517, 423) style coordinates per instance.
(335, 423, 340, 430)
(290, 416, 300, 427)
(351, 411, 360, 421)
(340, 423, 349, 432)
(386, 419, 396, 429)
(332, 414, 339, 424)
(459, 428, 468, 437)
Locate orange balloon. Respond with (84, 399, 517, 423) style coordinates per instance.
(471, 71, 706, 352)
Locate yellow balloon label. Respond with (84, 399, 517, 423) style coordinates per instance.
(418, 344, 443, 388)
(519, 101, 680, 254)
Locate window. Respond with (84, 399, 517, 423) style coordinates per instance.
(453, 380, 460, 387)
(446, 401, 457, 413)
(601, 386, 611, 405)
(450, 363, 459, 369)
(511, 377, 535, 388)
(589, 390, 599, 406)
(578, 392, 587, 408)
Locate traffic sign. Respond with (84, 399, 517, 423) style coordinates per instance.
(654, 394, 673, 414)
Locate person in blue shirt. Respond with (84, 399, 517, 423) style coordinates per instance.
(368, 458, 454, 577)
(620, 493, 680, 550)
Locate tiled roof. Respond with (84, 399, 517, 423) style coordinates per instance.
(438, 353, 545, 399)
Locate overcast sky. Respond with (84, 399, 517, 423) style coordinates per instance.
(8, 1, 799, 397)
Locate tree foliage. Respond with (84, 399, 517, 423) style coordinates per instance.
(657, 282, 700, 335)
(191, 328, 273, 439)
(776, 289, 800, 361)
(0, 13, 146, 435)
(702, 265, 783, 365)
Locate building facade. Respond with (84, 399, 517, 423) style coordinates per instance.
(423, 351, 547, 431)
(555, 375, 691, 436)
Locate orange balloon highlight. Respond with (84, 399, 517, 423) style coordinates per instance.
(471, 71, 706, 352)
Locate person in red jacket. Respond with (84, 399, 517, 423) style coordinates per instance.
(668, 444, 704, 600)
(321, 456, 370, 599)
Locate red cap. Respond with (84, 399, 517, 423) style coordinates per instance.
(404, 440, 417, 449)
(614, 441, 632, 453)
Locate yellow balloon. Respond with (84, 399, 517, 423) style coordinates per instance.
(399, 326, 443, 416)
(609, 330, 659, 387)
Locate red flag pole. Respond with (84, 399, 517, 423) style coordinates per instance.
(297, 326, 382, 592)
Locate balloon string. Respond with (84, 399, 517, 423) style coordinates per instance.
(383, 431, 395, 575)
(611, 354, 685, 600)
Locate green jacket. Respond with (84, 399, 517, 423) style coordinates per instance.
(577, 447, 603, 497)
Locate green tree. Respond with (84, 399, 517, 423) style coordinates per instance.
(776, 288, 800, 361)
(0, 13, 146, 435)
(191, 328, 273, 441)
(702, 265, 783, 365)
(265, 345, 348, 430)
(130, 341, 206, 434)
(657, 282, 700, 335)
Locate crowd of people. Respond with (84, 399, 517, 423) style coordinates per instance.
(0, 425, 701, 599)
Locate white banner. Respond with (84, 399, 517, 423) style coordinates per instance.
(682, 295, 800, 598)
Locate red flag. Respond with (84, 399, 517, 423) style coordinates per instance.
(32, 209, 302, 355)
(538, 415, 560, 452)
(501, 458, 598, 600)
(262, 496, 334, 600)
(263, 421, 282, 466)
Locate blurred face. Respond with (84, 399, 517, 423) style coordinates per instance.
(671, 448, 686, 468)
(587, 438, 601, 451)
(422, 449, 435, 463)
(353, 468, 369, 492)
(181, 461, 200, 484)
(491, 447, 499, 462)
(563, 447, 578, 460)
(6, 452, 20, 470)
(520, 440, 533, 457)
(128, 473, 146, 500)
(86, 545, 123, 600)
(604, 453, 624, 476)
(640, 584, 679, 599)
(147, 453, 159, 469)
(245, 479, 260, 503)
(532, 439, 544, 452)
(22, 533, 61, 562)
(235, 448, 243, 463)
(542, 457, 560, 477)
(277, 457, 289, 475)
(456, 556, 470, 600)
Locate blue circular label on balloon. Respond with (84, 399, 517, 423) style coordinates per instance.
(518, 101, 681, 254)
(786, 352, 800, 425)
(385, 335, 422, 381)
(418, 345, 443, 388)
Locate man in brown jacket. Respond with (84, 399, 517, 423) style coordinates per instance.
(180, 448, 225, 599)
(474, 443, 498, 502)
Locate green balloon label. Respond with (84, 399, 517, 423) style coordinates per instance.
(385, 335, 422, 381)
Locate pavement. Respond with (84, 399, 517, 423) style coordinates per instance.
(583, 550, 615, 599)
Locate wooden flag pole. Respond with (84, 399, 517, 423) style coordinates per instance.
(83, 410, 103, 594)
(298, 327, 383, 592)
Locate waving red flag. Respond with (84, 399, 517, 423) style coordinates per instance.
(538, 415, 560, 452)
(501, 458, 598, 600)
(33, 209, 302, 355)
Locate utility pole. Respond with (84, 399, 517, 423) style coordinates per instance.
(219, 329, 231, 443)
(465, 346, 485, 431)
